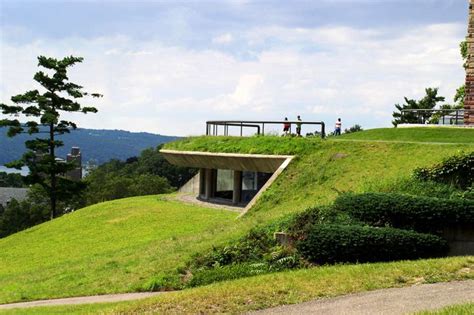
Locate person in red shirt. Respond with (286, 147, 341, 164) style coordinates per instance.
(283, 117, 290, 136)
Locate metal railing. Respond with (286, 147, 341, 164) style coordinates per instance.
(401, 109, 473, 125)
(206, 120, 326, 138)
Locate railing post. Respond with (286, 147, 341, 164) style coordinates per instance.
(206, 123, 209, 135)
(262, 123, 265, 136)
(321, 122, 325, 139)
(240, 122, 243, 137)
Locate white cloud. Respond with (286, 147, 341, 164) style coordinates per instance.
(0, 23, 465, 136)
(212, 33, 234, 44)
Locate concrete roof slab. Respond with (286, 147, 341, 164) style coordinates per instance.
(160, 150, 293, 173)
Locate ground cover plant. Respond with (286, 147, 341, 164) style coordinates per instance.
(414, 151, 473, 190)
(0, 128, 473, 304)
(334, 192, 474, 233)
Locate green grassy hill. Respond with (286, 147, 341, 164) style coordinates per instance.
(0, 197, 238, 303)
(0, 128, 473, 308)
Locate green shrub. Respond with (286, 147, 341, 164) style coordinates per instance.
(297, 224, 448, 264)
(414, 151, 474, 189)
(188, 263, 272, 287)
(190, 228, 275, 269)
(287, 205, 351, 238)
(334, 192, 474, 233)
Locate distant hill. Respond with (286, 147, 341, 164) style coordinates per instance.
(0, 128, 178, 165)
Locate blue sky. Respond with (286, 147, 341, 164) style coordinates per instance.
(0, 0, 469, 136)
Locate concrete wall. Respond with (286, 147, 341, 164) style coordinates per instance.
(443, 224, 474, 256)
(178, 173, 200, 194)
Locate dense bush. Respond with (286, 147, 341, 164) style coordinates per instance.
(297, 224, 448, 264)
(414, 152, 473, 190)
(334, 192, 474, 233)
(190, 228, 276, 268)
(0, 172, 24, 188)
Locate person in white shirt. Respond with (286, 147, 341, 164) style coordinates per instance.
(334, 118, 342, 136)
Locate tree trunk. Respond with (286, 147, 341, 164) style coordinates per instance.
(50, 123, 57, 219)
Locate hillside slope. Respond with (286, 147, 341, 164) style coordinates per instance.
(0, 128, 473, 304)
(0, 197, 238, 303)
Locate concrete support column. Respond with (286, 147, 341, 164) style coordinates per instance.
(199, 168, 206, 197)
(204, 168, 213, 200)
(233, 170, 242, 205)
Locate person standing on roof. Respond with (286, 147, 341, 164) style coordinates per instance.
(283, 117, 290, 136)
(334, 118, 342, 136)
(296, 115, 302, 137)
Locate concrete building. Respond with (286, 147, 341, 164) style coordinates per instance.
(161, 150, 293, 213)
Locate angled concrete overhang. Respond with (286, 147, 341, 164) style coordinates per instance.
(160, 150, 293, 173)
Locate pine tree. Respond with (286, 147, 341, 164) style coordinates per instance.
(0, 56, 102, 219)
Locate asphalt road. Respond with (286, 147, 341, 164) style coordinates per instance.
(252, 280, 474, 315)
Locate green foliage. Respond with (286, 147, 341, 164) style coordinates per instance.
(83, 145, 195, 204)
(85, 173, 172, 204)
(0, 55, 101, 219)
(188, 263, 273, 287)
(286, 205, 350, 238)
(191, 228, 275, 268)
(333, 192, 474, 233)
(297, 224, 448, 264)
(343, 124, 363, 134)
(0, 172, 24, 187)
(0, 186, 50, 238)
(414, 151, 473, 190)
(392, 88, 445, 126)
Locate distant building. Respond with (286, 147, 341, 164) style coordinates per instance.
(66, 147, 82, 181)
(0, 187, 29, 207)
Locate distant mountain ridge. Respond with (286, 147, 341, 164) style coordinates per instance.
(0, 127, 178, 165)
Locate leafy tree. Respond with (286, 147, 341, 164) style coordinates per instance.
(392, 88, 445, 126)
(344, 124, 363, 134)
(82, 145, 196, 205)
(0, 172, 24, 188)
(0, 185, 50, 238)
(0, 56, 102, 219)
(455, 41, 468, 108)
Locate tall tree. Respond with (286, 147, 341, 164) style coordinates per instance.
(392, 88, 445, 126)
(455, 40, 468, 108)
(0, 56, 102, 219)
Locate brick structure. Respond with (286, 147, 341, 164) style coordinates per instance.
(465, 0, 474, 125)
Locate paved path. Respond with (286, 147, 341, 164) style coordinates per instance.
(0, 292, 163, 310)
(252, 280, 474, 315)
(167, 193, 244, 212)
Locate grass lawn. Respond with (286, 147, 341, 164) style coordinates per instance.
(2, 256, 472, 314)
(1, 128, 473, 305)
(164, 133, 474, 222)
(0, 196, 238, 303)
(415, 302, 474, 314)
(337, 127, 474, 144)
